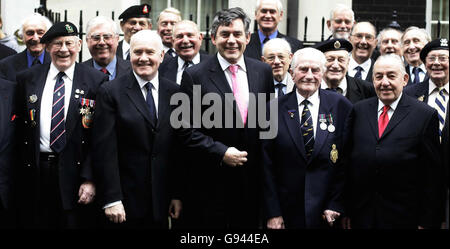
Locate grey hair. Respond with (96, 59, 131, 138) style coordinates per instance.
(291, 47, 327, 72)
(86, 16, 119, 36)
(157, 7, 182, 24)
(210, 7, 251, 37)
(351, 21, 377, 36)
(130, 30, 163, 55)
(255, 0, 283, 13)
(374, 54, 407, 76)
(376, 28, 403, 49)
(329, 4, 354, 22)
(401, 26, 431, 43)
(21, 13, 52, 33)
(262, 38, 292, 55)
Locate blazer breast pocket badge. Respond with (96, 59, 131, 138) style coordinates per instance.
(79, 97, 95, 129)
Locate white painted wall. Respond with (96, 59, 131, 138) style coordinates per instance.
(1, 0, 40, 37)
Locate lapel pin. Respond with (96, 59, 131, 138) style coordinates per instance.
(417, 95, 424, 102)
(330, 144, 338, 164)
(75, 94, 80, 99)
(75, 89, 80, 94)
(288, 109, 296, 119)
(28, 94, 38, 104)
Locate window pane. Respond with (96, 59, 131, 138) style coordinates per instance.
(171, 0, 198, 21)
(432, 0, 449, 21)
(432, 23, 449, 39)
(142, 0, 168, 28)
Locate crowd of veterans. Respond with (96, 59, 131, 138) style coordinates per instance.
(0, 0, 448, 230)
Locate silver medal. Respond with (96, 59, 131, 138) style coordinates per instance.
(320, 122, 327, 130)
(328, 124, 335, 133)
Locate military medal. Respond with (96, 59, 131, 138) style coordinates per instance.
(327, 114, 335, 133)
(29, 109, 36, 127)
(288, 109, 296, 119)
(330, 144, 338, 163)
(28, 94, 38, 104)
(418, 95, 424, 102)
(80, 97, 95, 128)
(319, 114, 327, 130)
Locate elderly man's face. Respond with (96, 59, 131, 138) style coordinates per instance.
(380, 30, 402, 56)
(120, 17, 151, 43)
(328, 10, 354, 40)
(23, 20, 47, 56)
(47, 36, 81, 72)
(173, 22, 203, 62)
(255, 0, 282, 34)
(350, 23, 377, 63)
(130, 38, 164, 81)
(291, 56, 323, 97)
(262, 46, 292, 82)
(86, 23, 119, 67)
(373, 59, 408, 105)
(324, 50, 349, 85)
(212, 18, 250, 64)
(402, 29, 428, 66)
(425, 49, 449, 86)
(157, 12, 180, 48)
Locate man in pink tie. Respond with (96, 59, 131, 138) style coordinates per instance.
(180, 7, 274, 228)
(343, 54, 444, 229)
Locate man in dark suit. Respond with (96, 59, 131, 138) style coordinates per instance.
(244, 0, 302, 60)
(316, 38, 375, 104)
(157, 7, 182, 61)
(402, 27, 431, 86)
(15, 22, 108, 228)
(404, 38, 449, 228)
(0, 43, 15, 60)
(159, 20, 209, 85)
(348, 22, 377, 83)
(116, 4, 152, 60)
(180, 7, 274, 228)
(344, 54, 444, 229)
(263, 47, 352, 229)
(83, 16, 130, 80)
(0, 14, 51, 81)
(0, 79, 16, 228)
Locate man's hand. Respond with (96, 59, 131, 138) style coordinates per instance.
(222, 147, 247, 167)
(267, 216, 285, 229)
(78, 181, 95, 204)
(105, 203, 126, 223)
(323, 209, 340, 227)
(169, 199, 182, 219)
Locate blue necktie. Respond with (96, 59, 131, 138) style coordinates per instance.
(354, 66, 363, 79)
(275, 82, 284, 97)
(300, 99, 314, 158)
(412, 67, 421, 85)
(435, 87, 447, 138)
(50, 72, 67, 153)
(145, 82, 157, 127)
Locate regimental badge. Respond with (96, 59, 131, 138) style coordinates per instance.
(440, 38, 448, 47)
(28, 94, 38, 104)
(418, 95, 424, 102)
(288, 109, 296, 119)
(334, 40, 341, 49)
(143, 5, 149, 14)
(80, 97, 95, 128)
(330, 144, 338, 164)
(65, 24, 74, 33)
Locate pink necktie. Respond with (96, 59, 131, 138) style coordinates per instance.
(229, 64, 247, 125)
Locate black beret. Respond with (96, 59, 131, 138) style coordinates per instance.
(119, 4, 151, 21)
(314, 38, 353, 53)
(420, 38, 449, 63)
(40, 22, 78, 44)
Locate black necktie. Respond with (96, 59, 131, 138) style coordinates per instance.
(182, 60, 192, 71)
(31, 58, 40, 67)
(145, 82, 157, 127)
(275, 83, 284, 97)
(263, 36, 270, 44)
(167, 48, 176, 57)
(50, 72, 67, 153)
(412, 67, 421, 84)
(300, 99, 314, 159)
(354, 66, 363, 79)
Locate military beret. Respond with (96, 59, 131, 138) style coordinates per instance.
(314, 38, 353, 53)
(118, 4, 151, 21)
(420, 38, 449, 63)
(40, 22, 78, 44)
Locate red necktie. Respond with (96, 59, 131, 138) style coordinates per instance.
(100, 68, 109, 75)
(378, 105, 390, 138)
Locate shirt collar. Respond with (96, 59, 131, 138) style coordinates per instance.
(274, 74, 288, 86)
(258, 29, 278, 45)
(133, 71, 159, 92)
(217, 53, 247, 72)
(349, 55, 372, 72)
(163, 45, 171, 53)
(296, 88, 320, 107)
(320, 77, 347, 92)
(93, 56, 117, 74)
(49, 62, 75, 81)
(26, 49, 45, 68)
(378, 92, 402, 112)
(428, 80, 449, 95)
(177, 53, 201, 69)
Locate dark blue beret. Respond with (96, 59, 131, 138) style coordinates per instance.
(420, 38, 449, 63)
(40, 22, 78, 44)
(118, 4, 151, 21)
(314, 38, 353, 53)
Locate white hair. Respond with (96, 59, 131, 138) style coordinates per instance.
(86, 15, 119, 36)
(374, 54, 407, 75)
(130, 30, 163, 54)
(291, 47, 326, 72)
(401, 26, 431, 43)
(262, 37, 292, 55)
(157, 7, 182, 24)
(21, 13, 52, 33)
(377, 28, 403, 49)
(329, 4, 354, 22)
(255, 0, 283, 13)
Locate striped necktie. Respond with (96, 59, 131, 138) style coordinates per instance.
(435, 87, 447, 138)
(50, 72, 67, 153)
(354, 66, 363, 79)
(301, 99, 314, 158)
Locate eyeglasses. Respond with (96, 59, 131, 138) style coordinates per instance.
(351, 33, 375, 42)
(89, 34, 115, 42)
(426, 55, 449, 63)
(265, 54, 289, 63)
(50, 40, 77, 49)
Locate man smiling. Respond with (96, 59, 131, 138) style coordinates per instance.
(348, 21, 377, 83)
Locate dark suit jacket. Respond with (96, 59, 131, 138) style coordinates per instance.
(0, 43, 16, 60)
(0, 79, 16, 210)
(244, 31, 303, 60)
(405, 64, 429, 86)
(345, 75, 376, 104)
(158, 53, 211, 83)
(346, 95, 444, 228)
(82, 56, 131, 80)
(116, 40, 126, 60)
(180, 54, 274, 228)
(262, 89, 352, 228)
(0, 50, 51, 81)
(15, 63, 108, 212)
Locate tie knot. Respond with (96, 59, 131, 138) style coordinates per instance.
(183, 60, 192, 69)
(145, 82, 154, 91)
(413, 67, 420, 73)
(301, 99, 310, 106)
(355, 66, 363, 72)
(383, 105, 390, 112)
(57, 71, 66, 80)
(229, 64, 239, 74)
(100, 68, 109, 75)
(263, 36, 270, 44)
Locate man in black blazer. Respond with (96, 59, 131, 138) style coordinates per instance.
(402, 27, 431, 86)
(180, 7, 274, 228)
(0, 43, 15, 60)
(0, 14, 52, 81)
(316, 39, 375, 104)
(15, 22, 108, 228)
(344, 54, 444, 229)
(263, 48, 352, 229)
(83, 16, 131, 80)
(244, 0, 302, 60)
(348, 22, 377, 83)
(159, 20, 210, 84)
(0, 79, 16, 228)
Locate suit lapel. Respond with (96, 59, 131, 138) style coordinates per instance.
(125, 72, 155, 128)
(65, 64, 88, 139)
(283, 92, 307, 160)
(15, 50, 28, 71)
(310, 90, 331, 161)
(346, 76, 363, 102)
(208, 56, 233, 95)
(380, 95, 411, 140)
(43, 51, 51, 64)
(365, 97, 379, 140)
(156, 77, 170, 129)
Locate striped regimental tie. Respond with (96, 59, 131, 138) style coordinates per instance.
(300, 99, 314, 158)
(50, 72, 67, 153)
(434, 87, 447, 139)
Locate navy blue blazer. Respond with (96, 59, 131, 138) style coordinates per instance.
(0, 43, 16, 60)
(82, 56, 131, 80)
(346, 95, 444, 228)
(262, 89, 352, 228)
(0, 50, 51, 81)
(244, 31, 303, 60)
(158, 53, 210, 83)
(345, 75, 376, 104)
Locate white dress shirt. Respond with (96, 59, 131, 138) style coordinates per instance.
(40, 63, 75, 152)
(320, 77, 348, 96)
(408, 63, 428, 83)
(428, 80, 449, 118)
(176, 53, 200, 84)
(217, 53, 249, 111)
(348, 55, 372, 80)
(296, 89, 320, 138)
(377, 93, 402, 121)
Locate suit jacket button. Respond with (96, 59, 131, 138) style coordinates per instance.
(82, 140, 85, 144)
(27, 164, 31, 167)
(77, 162, 81, 165)
(24, 141, 28, 145)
